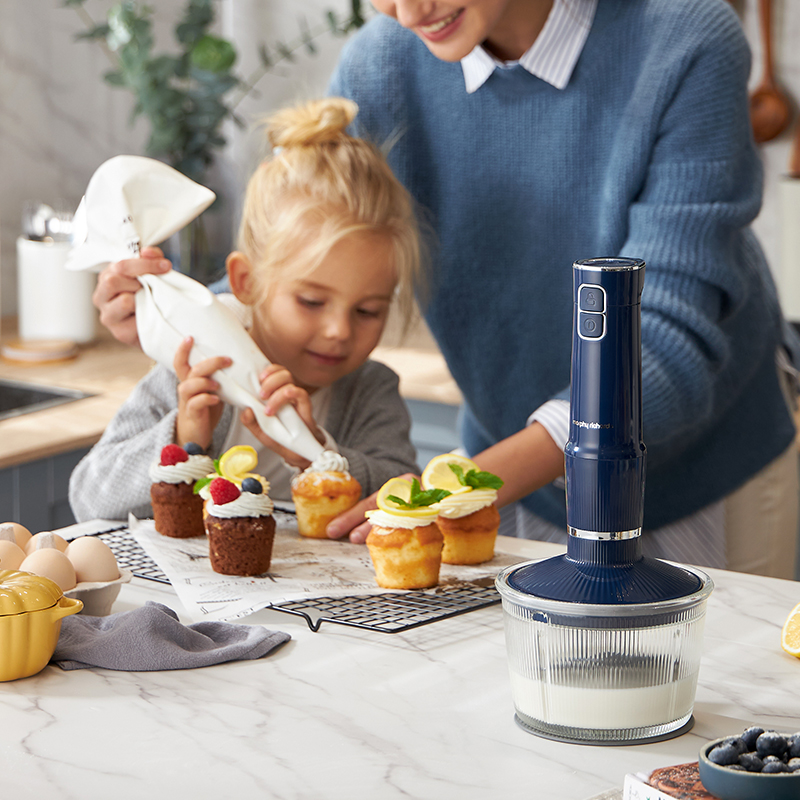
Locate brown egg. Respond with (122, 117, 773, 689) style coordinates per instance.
(0, 540, 26, 571)
(66, 536, 119, 583)
(25, 531, 68, 556)
(0, 522, 32, 550)
(19, 549, 77, 591)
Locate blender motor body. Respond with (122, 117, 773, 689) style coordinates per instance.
(566, 258, 646, 540)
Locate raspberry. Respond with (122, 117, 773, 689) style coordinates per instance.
(209, 477, 241, 506)
(160, 444, 189, 466)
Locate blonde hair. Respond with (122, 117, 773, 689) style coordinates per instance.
(237, 97, 422, 330)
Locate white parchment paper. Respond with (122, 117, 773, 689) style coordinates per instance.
(129, 515, 523, 623)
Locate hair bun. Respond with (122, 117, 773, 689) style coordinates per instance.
(268, 97, 358, 149)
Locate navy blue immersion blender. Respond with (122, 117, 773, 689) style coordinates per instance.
(495, 258, 714, 745)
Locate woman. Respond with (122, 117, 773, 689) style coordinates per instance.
(94, 0, 799, 577)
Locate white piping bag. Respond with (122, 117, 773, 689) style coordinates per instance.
(66, 155, 325, 462)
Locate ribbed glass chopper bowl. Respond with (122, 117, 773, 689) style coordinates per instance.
(496, 258, 713, 745)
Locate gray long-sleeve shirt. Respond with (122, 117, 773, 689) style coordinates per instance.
(69, 359, 419, 522)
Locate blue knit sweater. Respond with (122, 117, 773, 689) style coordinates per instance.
(329, 0, 795, 530)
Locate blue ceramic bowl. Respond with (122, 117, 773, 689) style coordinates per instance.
(698, 736, 800, 800)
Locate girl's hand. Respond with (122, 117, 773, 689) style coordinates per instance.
(93, 246, 172, 347)
(240, 364, 326, 469)
(174, 336, 231, 449)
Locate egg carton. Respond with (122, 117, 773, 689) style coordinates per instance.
(87, 524, 501, 634)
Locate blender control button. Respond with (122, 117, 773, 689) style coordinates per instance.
(579, 312, 605, 339)
(579, 285, 605, 312)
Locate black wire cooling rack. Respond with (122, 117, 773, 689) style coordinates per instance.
(88, 525, 501, 634)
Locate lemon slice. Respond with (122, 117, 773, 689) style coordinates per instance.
(219, 445, 258, 483)
(421, 453, 480, 494)
(375, 478, 440, 518)
(781, 602, 800, 658)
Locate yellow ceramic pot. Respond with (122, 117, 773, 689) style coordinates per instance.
(0, 569, 83, 681)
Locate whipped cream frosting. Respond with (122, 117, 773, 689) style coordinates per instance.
(308, 449, 349, 474)
(366, 509, 439, 529)
(436, 488, 497, 519)
(292, 449, 353, 490)
(150, 453, 214, 485)
(203, 489, 274, 519)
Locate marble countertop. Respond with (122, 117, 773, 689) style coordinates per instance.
(2, 534, 799, 800)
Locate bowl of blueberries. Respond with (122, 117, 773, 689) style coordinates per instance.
(698, 726, 800, 800)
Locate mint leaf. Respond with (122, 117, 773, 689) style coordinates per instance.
(448, 464, 504, 490)
(449, 464, 467, 486)
(386, 479, 451, 510)
(194, 476, 212, 494)
(213, 457, 222, 475)
(409, 478, 450, 507)
(465, 470, 504, 490)
(386, 493, 414, 509)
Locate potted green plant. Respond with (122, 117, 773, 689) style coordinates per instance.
(64, 0, 368, 281)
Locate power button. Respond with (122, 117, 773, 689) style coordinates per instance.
(579, 313, 604, 338)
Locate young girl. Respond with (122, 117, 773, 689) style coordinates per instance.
(69, 97, 422, 523)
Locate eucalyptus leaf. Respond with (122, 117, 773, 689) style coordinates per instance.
(191, 35, 236, 73)
(276, 42, 295, 63)
(75, 24, 111, 41)
(258, 44, 272, 68)
(103, 70, 126, 87)
(69, 0, 370, 235)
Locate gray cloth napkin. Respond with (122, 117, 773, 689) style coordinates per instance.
(52, 601, 290, 671)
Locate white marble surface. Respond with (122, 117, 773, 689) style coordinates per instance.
(1, 535, 799, 800)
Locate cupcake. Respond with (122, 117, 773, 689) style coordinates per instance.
(150, 443, 213, 538)
(365, 477, 446, 589)
(200, 477, 275, 576)
(420, 455, 504, 565)
(196, 446, 275, 576)
(436, 493, 502, 565)
(291, 450, 362, 539)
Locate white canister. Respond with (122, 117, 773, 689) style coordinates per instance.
(16, 237, 96, 343)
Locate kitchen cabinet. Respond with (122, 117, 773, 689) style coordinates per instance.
(406, 398, 461, 468)
(0, 446, 89, 531)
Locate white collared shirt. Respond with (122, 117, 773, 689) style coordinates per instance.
(461, 0, 598, 93)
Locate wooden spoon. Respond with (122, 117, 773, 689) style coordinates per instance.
(749, 0, 791, 144)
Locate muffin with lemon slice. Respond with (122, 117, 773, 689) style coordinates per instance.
(291, 451, 362, 539)
(195, 446, 275, 576)
(365, 477, 449, 589)
(150, 443, 214, 538)
(421, 454, 504, 565)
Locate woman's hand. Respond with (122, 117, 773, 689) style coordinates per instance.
(325, 472, 419, 544)
(93, 246, 171, 347)
(241, 364, 326, 469)
(174, 336, 231, 449)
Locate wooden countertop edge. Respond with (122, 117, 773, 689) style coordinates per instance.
(0, 434, 101, 470)
(0, 333, 462, 470)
